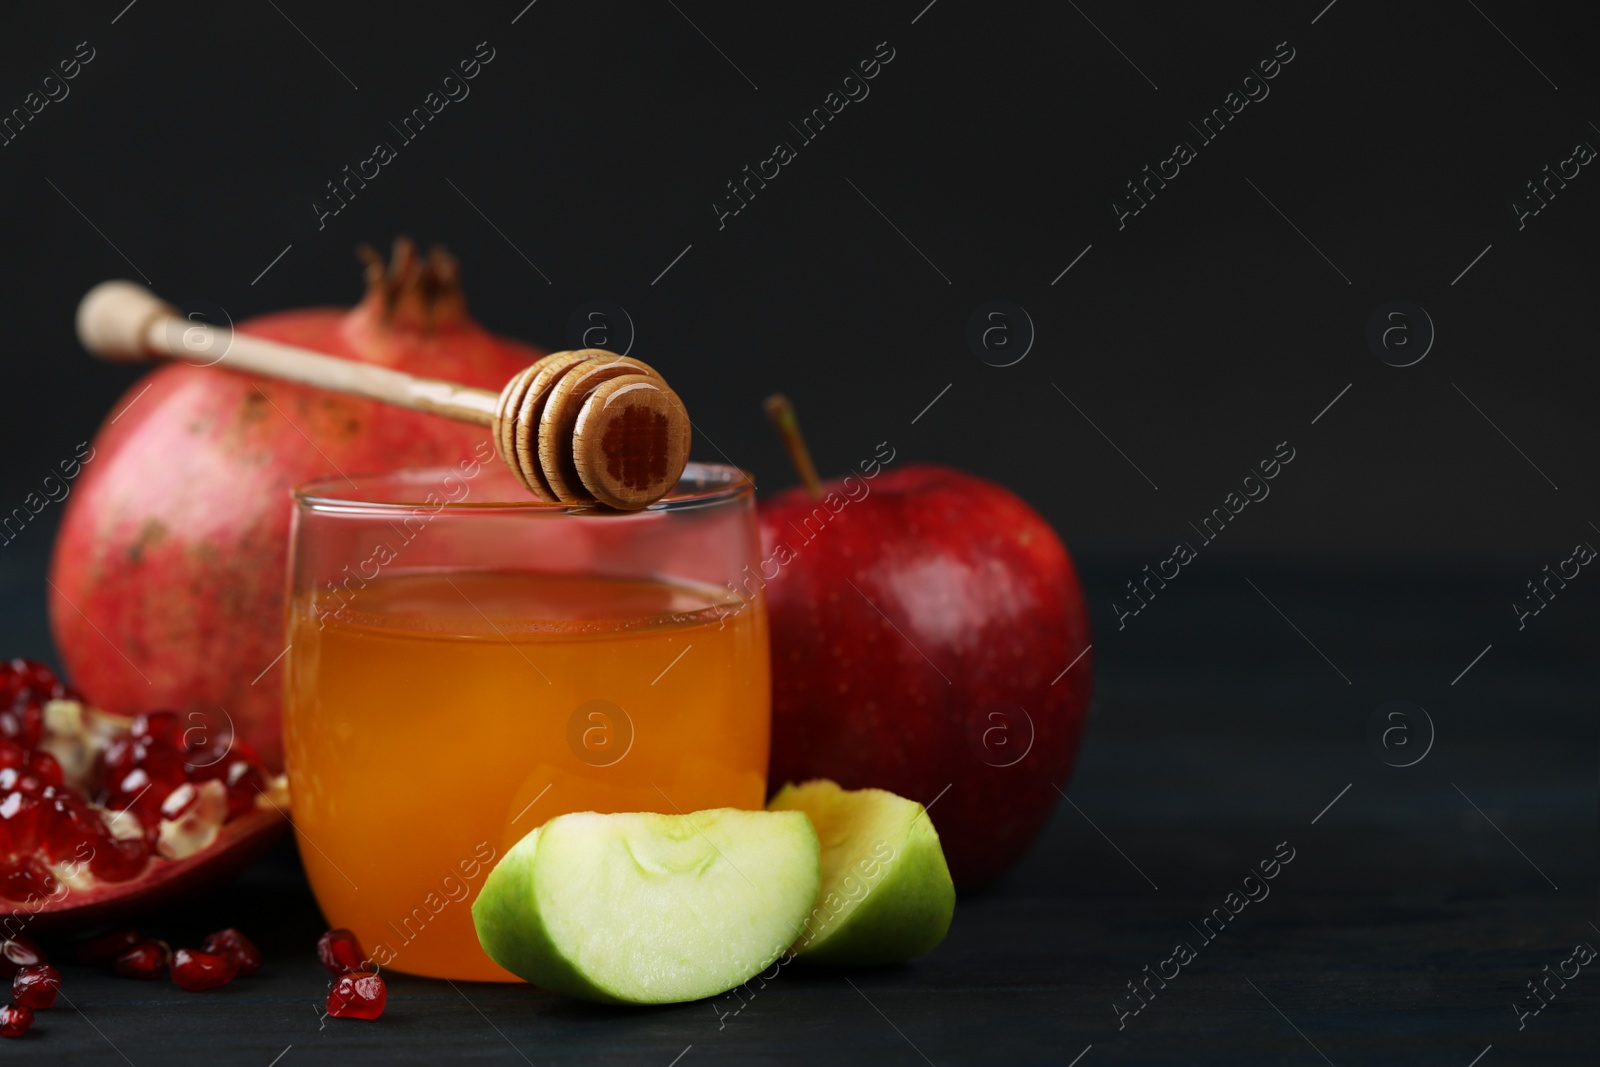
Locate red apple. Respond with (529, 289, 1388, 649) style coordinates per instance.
(758, 455, 1092, 890)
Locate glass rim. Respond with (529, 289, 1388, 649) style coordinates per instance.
(293, 461, 755, 515)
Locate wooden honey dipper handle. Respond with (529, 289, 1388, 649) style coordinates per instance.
(76, 280, 690, 510)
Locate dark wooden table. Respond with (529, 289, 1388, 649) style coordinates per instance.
(8, 560, 1596, 1065)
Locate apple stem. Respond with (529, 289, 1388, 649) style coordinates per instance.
(763, 394, 824, 500)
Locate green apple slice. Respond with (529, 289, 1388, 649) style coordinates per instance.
(768, 780, 955, 965)
(471, 808, 820, 1004)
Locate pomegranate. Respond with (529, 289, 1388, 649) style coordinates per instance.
(12, 964, 58, 1009)
(327, 970, 386, 1020)
(0, 1003, 31, 1037)
(171, 948, 237, 991)
(49, 240, 545, 768)
(0, 660, 287, 935)
(201, 927, 260, 976)
(317, 928, 369, 975)
(113, 938, 169, 979)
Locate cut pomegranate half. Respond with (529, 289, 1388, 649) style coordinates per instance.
(0, 660, 289, 936)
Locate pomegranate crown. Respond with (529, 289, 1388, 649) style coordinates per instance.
(355, 237, 469, 332)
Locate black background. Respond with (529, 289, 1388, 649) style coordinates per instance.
(4, 0, 1598, 573)
(0, 1, 1596, 1063)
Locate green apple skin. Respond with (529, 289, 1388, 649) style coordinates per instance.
(769, 780, 955, 966)
(472, 808, 820, 1004)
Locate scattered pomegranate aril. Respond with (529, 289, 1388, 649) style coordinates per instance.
(171, 948, 237, 992)
(200, 928, 260, 977)
(78, 927, 141, 965)
(113, 938, 170, 979)
(0, 1002, 32, 1038)
(317, 928, 370, 975)
(327, 970, 386, 1020)
(12, 963, 59, 1009)
(0, 936, 45, 979)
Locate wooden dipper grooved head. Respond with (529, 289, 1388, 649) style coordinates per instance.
(538, 353, 660, 503)
(492, 350, 690, 510)
(571, 374, 692, 510)
(505, 351, 597, 500)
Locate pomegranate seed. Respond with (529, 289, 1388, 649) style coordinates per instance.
(78, 928, 142, 966)
(226, 737, 260, 765)
(110, 766, 151, 801)
(88, 835, 149, 883)
(42, 794, 104, 863)
(171, 948, 238, 992)
(0, 770, 46, 797)
(200, 928, 260, 977)
(137, 750, 187, 808)
(23, 751, 61, 788)
(0, 937, 45, 978)
(326, 970, 386, 1020)
(0, 1003, 31, 1038)
(101, 735, 144, 776)
(160, 782, 199, 820)
(221, 761, 264, 817)
(317, 929, 369, 975)
(0, 855, 56, 902)
(113, 939, 170, 980)
(12, 963, 59, 1009)
(0, 793, 43, 855)
(40, 784, 91, 812)
(131, 711, 183, 749)
(0, 741, 21, 769)
(9, 660, 57, 694)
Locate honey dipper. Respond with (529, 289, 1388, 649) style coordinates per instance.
(74, 280, 691, 510)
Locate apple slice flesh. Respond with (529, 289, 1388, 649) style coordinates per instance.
(769, 780, 955, 965)
(472, 808, 820, 1004)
